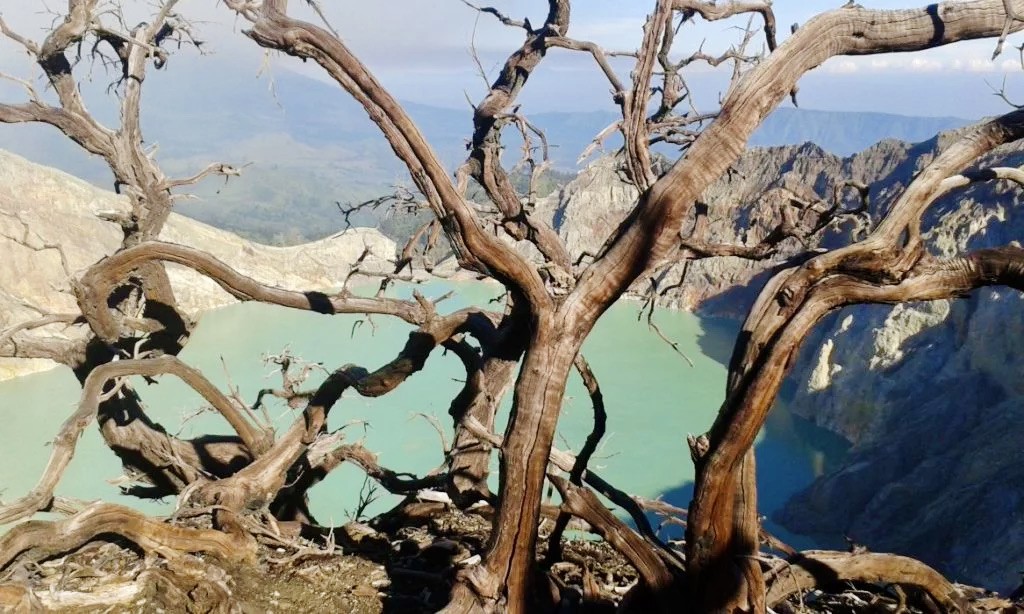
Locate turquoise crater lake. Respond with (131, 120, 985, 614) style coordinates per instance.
(0, 281, 845, 544)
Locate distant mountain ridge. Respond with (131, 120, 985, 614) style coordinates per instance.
(749, 107, 969, 156)
(0, 59, 972, 244)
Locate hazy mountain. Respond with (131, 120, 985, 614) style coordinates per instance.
(749, 107, 970, 156)
(0, 57, 972, 243)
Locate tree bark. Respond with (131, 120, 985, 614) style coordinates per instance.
(449, 316, 582, 612)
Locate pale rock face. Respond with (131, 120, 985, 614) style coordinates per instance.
(775, 136, 1024, 593)
(807, 339, 841, 393)
(867, 301, 951, 371)
(0, 149, 395, 380)
(551, 156, 640, 259)
(545, 145, 862, 313)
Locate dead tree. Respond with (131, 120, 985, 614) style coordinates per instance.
(2, 0, 1024, 612)
(0, 0, 252, 505)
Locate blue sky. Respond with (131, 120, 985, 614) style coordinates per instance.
(0, 1, 1022, 118)
(298, 0, 1024, 118)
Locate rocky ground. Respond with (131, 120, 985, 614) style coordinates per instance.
(1, 503, 1019, 613)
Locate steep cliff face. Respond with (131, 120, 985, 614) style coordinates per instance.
(543, 140, 918, 313)
(542, 135, 1024, 592)
(775, 136, 1024, 593)
(0, 149, 395, 380)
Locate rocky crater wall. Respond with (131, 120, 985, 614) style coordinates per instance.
(0, 149, 396, 380)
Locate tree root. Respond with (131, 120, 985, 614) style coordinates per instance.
(0, 502, 254, 574)
(765, 550, 968, 612)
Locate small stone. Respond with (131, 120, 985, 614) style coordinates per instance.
(458, 554, 481, 567)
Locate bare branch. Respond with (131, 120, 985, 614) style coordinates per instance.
(229, 1, 552, 307)
(545, 37, 628, 95)
(545, 354, 607, 563)
(621, 0, 673, 191)
(192, 306, 497, 514)
(0, 356, 269, 525)
(0, 502, 253, 573)
(672, 0, 778, 51)
(0, 15, 40, 55)
(460, 1, 529, 31)
(458, 1, 574, 275)
(993, 0, 1024, 57)
(572, 0, 1024, 325)
(0, 314, 83, 350)
(164, 163, 246, 191)
(313, 441, 445, 495)
(74, 241, 449, 344)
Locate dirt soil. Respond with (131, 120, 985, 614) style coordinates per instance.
(0, 508, 636, 613)
(1, 507, 1020, 613)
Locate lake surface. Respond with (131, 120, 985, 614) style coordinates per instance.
(0, 281, 846, 545)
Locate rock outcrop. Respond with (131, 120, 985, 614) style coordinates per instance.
(0, 149, 395, 380)
(539, 140, 916, 314)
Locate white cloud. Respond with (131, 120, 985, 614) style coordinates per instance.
(965, 58, 995, 72)
(908, 57, 944, 72)
(824, 59, 860, 74)
(813, 46, 1024, 75)
(1000, 59, 1022, 72)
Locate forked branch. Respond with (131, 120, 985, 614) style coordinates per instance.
(225, 0, 551, 308)
(0, 356, 266, 525)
